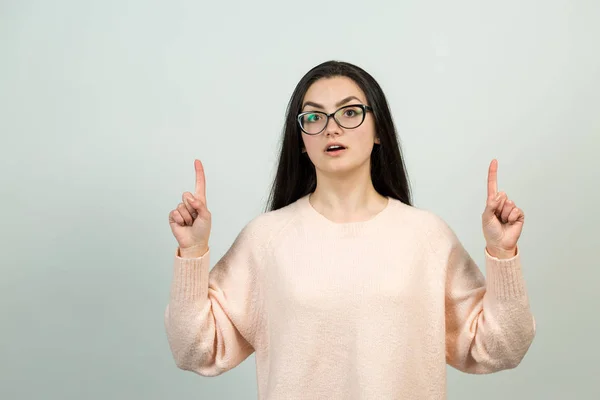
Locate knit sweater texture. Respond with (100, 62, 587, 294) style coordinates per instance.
(164, 194, 536, 399)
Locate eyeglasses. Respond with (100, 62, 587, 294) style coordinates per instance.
(297, 104, 373, 135)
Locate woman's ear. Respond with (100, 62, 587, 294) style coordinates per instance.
(374, 136, 381, 145)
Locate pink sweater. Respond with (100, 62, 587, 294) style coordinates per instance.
(164, 194, 536, 399)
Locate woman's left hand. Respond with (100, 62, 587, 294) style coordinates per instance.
(482, 159, 525, 259)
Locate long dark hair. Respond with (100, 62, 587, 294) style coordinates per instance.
(266, 60, 412, 211)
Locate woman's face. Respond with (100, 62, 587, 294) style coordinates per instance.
(300, 76, 379, 176)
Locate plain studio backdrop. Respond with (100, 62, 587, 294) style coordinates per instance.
(1, 0, 598, 399)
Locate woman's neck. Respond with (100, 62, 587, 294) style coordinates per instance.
(309, 167, 388, 223)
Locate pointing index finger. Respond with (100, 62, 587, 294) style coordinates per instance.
(194, 159, 206, 202)
(487, 159, 498, 200)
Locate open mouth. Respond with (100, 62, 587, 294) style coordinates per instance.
(326, 145, 346, 152)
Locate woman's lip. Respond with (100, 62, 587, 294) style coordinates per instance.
(325, 142, 346, 150)
(324, 148, 347, 156)
(325, 145, 346, 151)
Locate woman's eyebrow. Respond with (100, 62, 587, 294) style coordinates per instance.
(302, 96, 363, 110)
(335, 96, 362, 107)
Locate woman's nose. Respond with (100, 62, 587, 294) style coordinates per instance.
(324, 117, 342, 136)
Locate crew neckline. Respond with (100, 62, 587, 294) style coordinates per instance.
(298, 193, 394, 235)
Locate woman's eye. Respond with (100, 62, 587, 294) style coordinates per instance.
(344, 110, 356, 117)
(306, 114, 320, 122)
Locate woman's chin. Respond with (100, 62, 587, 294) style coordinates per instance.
(315, 160, 366, 177)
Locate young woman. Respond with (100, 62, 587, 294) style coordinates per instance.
(165, 61, 536, 399)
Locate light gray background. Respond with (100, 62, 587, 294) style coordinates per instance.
(1, 0, 598, 399)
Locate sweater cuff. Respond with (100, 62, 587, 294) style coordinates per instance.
(484, 246, 526, 300)
(170, 247, 211, 303)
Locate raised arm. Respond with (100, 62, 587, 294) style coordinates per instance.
(164, 159, 263, 376)
(445, 159, 535, 373)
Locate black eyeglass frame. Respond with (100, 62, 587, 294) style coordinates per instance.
(297, 104, 373, 135)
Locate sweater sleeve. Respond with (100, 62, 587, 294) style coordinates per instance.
(164, 222, 264, 377)
(443, 229, 536, 374)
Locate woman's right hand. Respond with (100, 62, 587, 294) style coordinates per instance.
(169, 159, 212, 257)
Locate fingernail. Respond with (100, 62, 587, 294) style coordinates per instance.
(186, 196, 194, 203)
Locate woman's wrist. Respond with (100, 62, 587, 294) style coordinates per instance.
(486, 245, 517, 259)
(179, 244, 208, 258)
